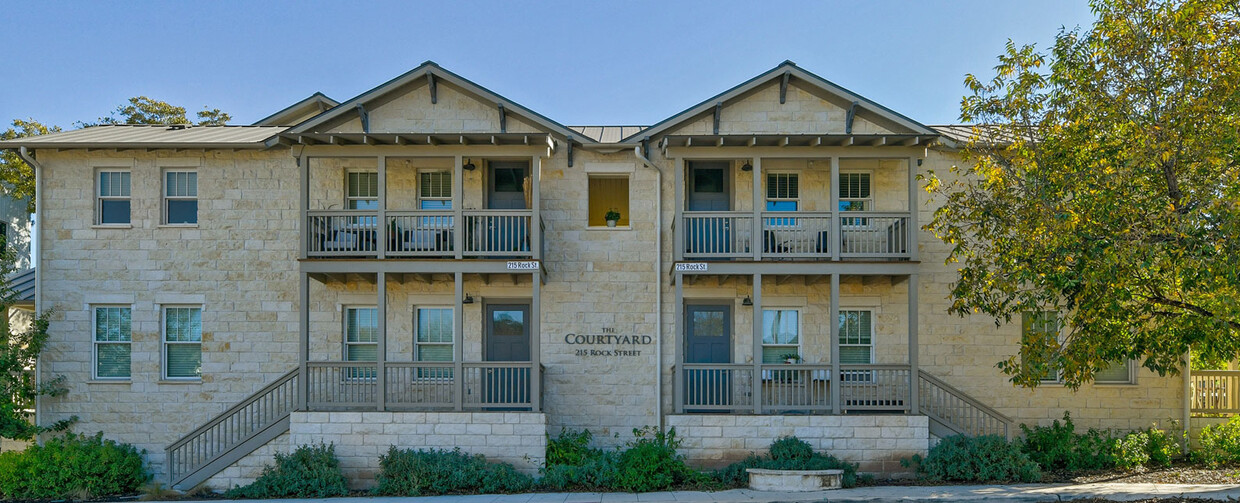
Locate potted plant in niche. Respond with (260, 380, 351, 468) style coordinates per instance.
(604, 208, 621, 227)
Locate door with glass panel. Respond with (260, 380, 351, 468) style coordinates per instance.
(684, 304, 732, 411)
(483, 304, 531, 409)
(481, 162, 529, 254)
(686, 162, 733, 255)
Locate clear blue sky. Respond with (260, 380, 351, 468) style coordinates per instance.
(1, 1, 1095, 129)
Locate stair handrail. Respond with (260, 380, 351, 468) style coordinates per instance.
(918, 370, 1014, 438)
(166, 367, 299, 484)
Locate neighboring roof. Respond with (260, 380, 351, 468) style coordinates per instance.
(253, 92, 339, 126)
(6, 268, 33, 305)
(0, 125, 286, 150)
(568, 126, 647, 144)
(623, 60, 942, 143)
(931, 124, 1031, 146)
(282, 61, 591, 145)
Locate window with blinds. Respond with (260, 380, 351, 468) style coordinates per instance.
(345, 307, 378, 380)
(98, 170, 131, 225)
(839, 172, 871, 212)
(761, 309, 800, 363)
(587, 176, 630, 227)
(416, 307, 454, 379)
(419, 171, 453, 210)
(1094, 360, 1133, 384)
(346, 171, 379, 210)
(164, 307, 202, 379)
(94, 306, 131, 379)
(164, 171, 198, 225)
(838, 310, 873, 364)
(765, 173, 799, 212)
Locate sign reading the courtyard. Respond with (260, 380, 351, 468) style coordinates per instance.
(675, 262, 708, 272)
(565, 327, 652, 357)
(506, 260, 540, 270)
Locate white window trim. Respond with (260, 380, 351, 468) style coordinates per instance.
(162, 169, 198, 226)
(760, 307, 802, 363)
(414, 306, 455, 381)
(162, 305, 203, 381)
(343, 305, 378, 361)
(96, 169, 131, 226)
(838, 170, 873, 228)
(345, 170, 379, 210)
(417, 169, 453, 210)
(92, 305, 131, 381)
(838, 308, 876, 379)
(1094, 360, 1138, 385)
(586, 173, 633, 230)
(764, 171, 800, 212)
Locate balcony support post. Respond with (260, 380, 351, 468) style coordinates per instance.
(298, 272, 309, 411)
(907, 156, 919, 261)
(531, 269, 542, 412)
(830, 157, 841, 261)
(752, 158, 762, 261)
(673, 274, 684, 413)
(908, 273, 919, 415)
(377, 271, 387, 411)
(674, 158, 685, 262)
(830, 273, 841, 414)
(454, 156, 464, 259)
(531, 155, 541, 260)
(454, 272, 464, 411)
(752, 273, 763, 414)
(377, 155, 387, 259)
(299, 155, 309, 260)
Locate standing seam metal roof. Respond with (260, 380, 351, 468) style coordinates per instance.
(0, 125, 285, 148)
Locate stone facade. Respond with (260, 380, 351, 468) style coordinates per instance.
(26, 62, 1187, 487)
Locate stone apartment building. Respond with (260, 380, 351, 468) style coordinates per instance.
(0, 61, 1190, 489)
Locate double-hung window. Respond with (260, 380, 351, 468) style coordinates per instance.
(416, 171, 453, 245)
(98, 171, 131, 225)
(839, 172, 871, 226)
(1022, 311, 1062, 383)
(346, 172, 379, 210)
(765, 173, 799, 227)
(761, 309, 800, 363)
(1094, 360, 1134, 384)
(164, 306, 202, 380)
(838, 309, 874, 381)
(164, 171, 198, 225)
(415, 307, 454, 379)
(94, 306, 131, 380)
(345, 307, 378, 379)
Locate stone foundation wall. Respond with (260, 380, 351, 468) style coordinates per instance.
(288, 411, 546, 489)
(667, 414, 928, 474)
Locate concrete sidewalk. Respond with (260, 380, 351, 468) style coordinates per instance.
(179, 482, 1240, 502)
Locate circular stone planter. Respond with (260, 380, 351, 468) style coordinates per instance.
(746, 468, 844, 492)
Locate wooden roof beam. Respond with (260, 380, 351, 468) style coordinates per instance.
(427, 73, 437, 104)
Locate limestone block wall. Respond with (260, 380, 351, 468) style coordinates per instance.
(668, 414, 928, 473)
(205, 431, 290, 491)
(668, 81, 897, 136)
(289, 411, 546, 489)
(36, 149, 302, 482)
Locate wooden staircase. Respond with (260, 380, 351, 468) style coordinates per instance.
(165, 368, 298, 490)
(918, 370, 1013, 439)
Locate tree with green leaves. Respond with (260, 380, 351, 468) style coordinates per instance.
(0, 120, 60, 215)
(87, 96, 232, 126)
(0, 246, 71, 440)
(928, 0, 1240, 388)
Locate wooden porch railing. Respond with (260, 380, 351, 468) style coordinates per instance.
(919, 370, 1013, 438)
(305, 361, 541, 411)
(165, 368, 298, 489)
(1192, 370, 1240, 415)
(306, 209, 538, 259)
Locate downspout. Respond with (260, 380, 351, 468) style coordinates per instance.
(18, 147, 43, 432)
(634, 144, 665, 431)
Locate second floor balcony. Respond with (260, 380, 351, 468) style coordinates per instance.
(681, 210, 910, 260)
(307, 209, 542, 259)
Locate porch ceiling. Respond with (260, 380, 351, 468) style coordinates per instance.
(662, 133, 938, 149)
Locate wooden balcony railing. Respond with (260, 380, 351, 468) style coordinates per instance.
(674, 363, 911, 414)
(306, 209, 538, 259)
(681, 211, 911, 261)
(305, 361, 541, 411)
(1192, 370, 1240, 415)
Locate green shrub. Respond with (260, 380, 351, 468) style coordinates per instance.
(1195, 415, 1240, 467)
(918, 434, 1041, 483)
(224, 443, 349, 498)
(1019, 411, 1115, 471)
(546, 427, 599, 466)
(1114, 426, 1178, 470)
(540, 450, 621, 491)
(373, 447, 533, 496)
(614, 427, 705, 492)
(717, 436, 858, 488)
(0, 432, 148, 499)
